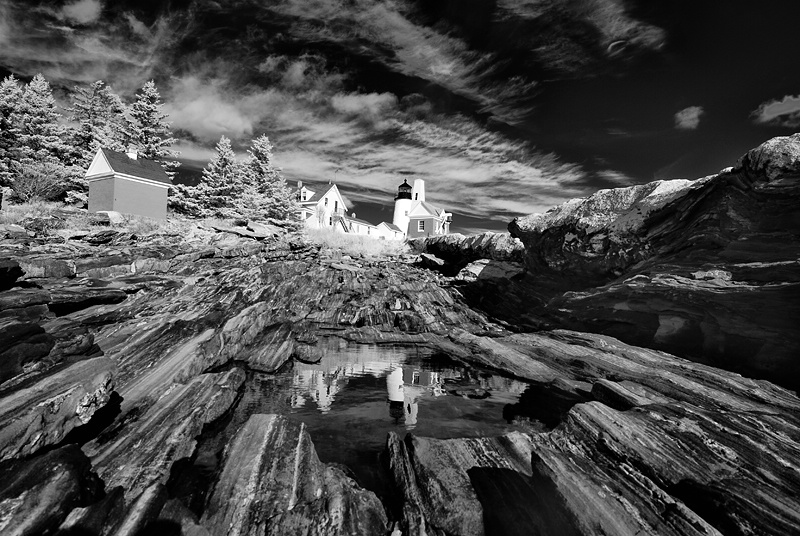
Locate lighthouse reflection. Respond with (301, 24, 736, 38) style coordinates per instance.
(386, 365, 445, 429)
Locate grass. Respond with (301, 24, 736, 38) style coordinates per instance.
(0, 199, 62, 225)
(305, 227, 409, 258)
(0, 200, 198, 238)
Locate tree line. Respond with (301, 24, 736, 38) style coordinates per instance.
(0, 73, 298, 224)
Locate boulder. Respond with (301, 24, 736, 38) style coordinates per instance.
(0, 258, 23, 289)
(47, 287, 128, 316)
(84, 368, 245, 499)
(455, 259, 524, 281)
(387, 431, 536, 536)
(218, 309, 296, 372)
(419, 252, 446, 271)
(110, 482, 168, 536)
(56, 486, 126, 536)
(17, 257, 77, 279)
(0, 288, 51, 311)
(0, 223, 30, 239)
(83, 230, 121, 244)
(0, 318, 54, 382)
(0, 356, 115, 460)
(247, 220, 285, 237)
(0, 445, 104, 536)
(95, 210, 126, 225)
(735, 132, 800, 180)
(201, 414, 388, 536)
(410, 232, 525, 265)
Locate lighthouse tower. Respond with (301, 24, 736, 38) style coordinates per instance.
(392, 179, 413, 234)
(411, 178, 425, 202)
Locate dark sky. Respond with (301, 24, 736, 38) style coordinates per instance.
(1, 0, 799, 232)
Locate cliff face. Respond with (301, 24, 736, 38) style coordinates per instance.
(508, 134, 800, 389)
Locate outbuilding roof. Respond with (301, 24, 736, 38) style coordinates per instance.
(379, 222, 402, 232)
(102, 149, 171, 184)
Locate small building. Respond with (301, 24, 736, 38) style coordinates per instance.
(344, 213, 379, 237)
(377, 222, 404, 241)
(86, 148, 171, 220)
(297, 182, 348, 231)
(393, 179, 451, 238)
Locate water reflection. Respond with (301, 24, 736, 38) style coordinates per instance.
(289, 343, 454, 429)
(209, 340, 539, 500)
(386, 366, 445, 428)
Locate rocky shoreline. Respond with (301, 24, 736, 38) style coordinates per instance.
(1, 135, 799, 535)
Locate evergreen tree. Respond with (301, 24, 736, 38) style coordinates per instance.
(0, 75, 23, 186)
(11, 74, 69, 165)
(128, 80, 179, 172)
(241, 134, 298, 222)
(195, 135, 244, 217)
(68, 80, 127, 166)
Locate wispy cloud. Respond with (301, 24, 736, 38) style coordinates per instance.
(60, 0, 104, 25)
(0, 0, 669, 227)
(751, 94, 800, 127)
(674, 106, 704, 130)
(0, 1, 178, 92)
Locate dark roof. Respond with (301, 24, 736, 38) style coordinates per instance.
(381, 222, 402, 232)
(398, 179, 411, 189)
(102, 149, 171, 184)
(347, 216, 377, 227)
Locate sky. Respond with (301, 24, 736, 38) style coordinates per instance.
(1, 0, 799, 233)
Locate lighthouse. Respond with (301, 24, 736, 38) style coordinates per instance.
(392, 179, 413, 234)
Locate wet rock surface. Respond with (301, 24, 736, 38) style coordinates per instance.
(0, 136, 798, 535)
(202, 414, 387, 535)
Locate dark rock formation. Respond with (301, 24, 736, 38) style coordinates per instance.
(0, 444, 104, 535)
(0, 356, 114, 460)
(389, 327, 800, 536)
(410, 232, 525, 265)
(0, 258, 23, 289)
(508, 134, 800, 389)
(84, 368, 244, 499)
(56, 486, 126, 535)
(202, 414, 388, 535)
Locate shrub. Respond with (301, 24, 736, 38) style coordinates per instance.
(305, 228, 409, 258)
(10, 161, 71, 202)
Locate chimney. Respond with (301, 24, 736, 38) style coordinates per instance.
(126, 146, 138, 160)
(351, 212, 356, 218)
(297, 181, 303, 189)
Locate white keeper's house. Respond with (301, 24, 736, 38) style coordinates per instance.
(296, 178, 451, 240)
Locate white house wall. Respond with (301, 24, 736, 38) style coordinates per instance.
(86, 149, 112, 178)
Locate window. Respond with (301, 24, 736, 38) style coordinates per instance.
(329, 217, 333, 226)
(404, 211, 408, 216)
(324, 198, 328, 206)
(418, 220, 425, 232)
(334, 200, 338, 211)
(415, 193, 418, 200)
(301, 191, 307, 201)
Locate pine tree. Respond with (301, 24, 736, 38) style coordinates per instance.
(128, 80, 179, 173)
(68, 80, 128, 166)
(0, 75, 23, 186)
(13, 74, 69, 165)
(241, 134, 299, 222)
(195, 135, 244, 217)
